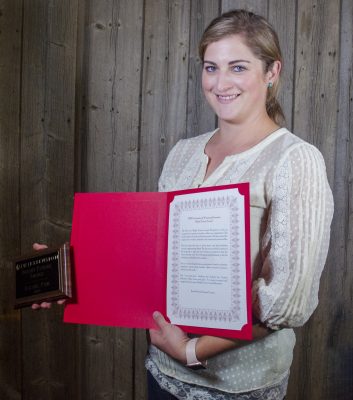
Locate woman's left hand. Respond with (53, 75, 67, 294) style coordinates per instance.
(149, 311, 190, 364)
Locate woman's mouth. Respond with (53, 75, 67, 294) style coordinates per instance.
(216, 93, 240, 103)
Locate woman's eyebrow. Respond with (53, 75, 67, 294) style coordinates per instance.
(203, 59, 251, 65)
(229, 59, 251, 64)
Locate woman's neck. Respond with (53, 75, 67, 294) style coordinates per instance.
(202, 116, 280, 182)
(214, 116, 280, 155)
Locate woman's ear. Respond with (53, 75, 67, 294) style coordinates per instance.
(266, 60, 281, 84)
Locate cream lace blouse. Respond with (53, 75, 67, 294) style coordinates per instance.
(148, 128, 334, 393)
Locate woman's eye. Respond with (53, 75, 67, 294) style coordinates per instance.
(232, 65, 246, 72)
(204, 65, 216, 73)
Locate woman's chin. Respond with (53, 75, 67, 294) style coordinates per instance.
(217, 114, 243, 125)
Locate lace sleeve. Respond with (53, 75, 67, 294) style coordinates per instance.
(252, 143, 334, 329)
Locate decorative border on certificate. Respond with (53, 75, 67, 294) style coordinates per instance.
(167, 188, 247, 330)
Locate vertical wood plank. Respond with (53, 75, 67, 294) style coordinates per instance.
(139, 0, 191, 191)
(186, 0, 219, 139)
(20, 1, 79, 399)
(289, 0, 352, 399)
(73, 0, 86, 194)
(82, 0, 143, 193)
(268, 0, 296, 129)
(0, 1, 22, 399)
(287, 1, 341, 399)
(292, 0, 339, 177)
(134, 329, 148, 400)
(328, 2, 353, 398)
(79, 326, 134, 400)
(78, 1, 144, 399)
(221, 0, 268, 16)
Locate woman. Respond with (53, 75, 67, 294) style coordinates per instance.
(146, 9, 334, 400)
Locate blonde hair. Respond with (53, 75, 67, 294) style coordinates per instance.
(199, 9, 285, 125)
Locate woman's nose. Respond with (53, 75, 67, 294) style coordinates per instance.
(216, 72, 233, 92)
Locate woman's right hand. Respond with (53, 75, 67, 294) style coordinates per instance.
(31, 243, 66, 310)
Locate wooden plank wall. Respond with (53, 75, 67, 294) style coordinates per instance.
(19, 1, 79, 399)
(0, 0, 351, 399)
(0, 1, 22, 399)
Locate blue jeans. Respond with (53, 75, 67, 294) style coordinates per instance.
(147, 370, 179, 400)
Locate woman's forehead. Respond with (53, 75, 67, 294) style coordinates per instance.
(203, 35, 259, 63)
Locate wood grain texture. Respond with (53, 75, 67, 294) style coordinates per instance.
(0, 1, 22, 399)
(139, 0, 191, 191)
(327, 3, 353, 396)
(20, 1, 79, 399)
(288, 1, 341, 399)
(78, 326, 134, 400)
(134, 329, 148, 400)
(82, 0, 143, 193)
(221, 0, 268, 16)
(297, 0, 352, 398)
(293, 0, 339, 176)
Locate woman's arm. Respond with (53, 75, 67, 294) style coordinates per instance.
(149, 311, 271, 364)
(252, 144, 334, 329)
(195, 323, 270, 362)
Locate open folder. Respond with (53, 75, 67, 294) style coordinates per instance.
(64, 183, 252, 339)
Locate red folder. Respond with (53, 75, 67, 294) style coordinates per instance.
(64, 184, 252, 339)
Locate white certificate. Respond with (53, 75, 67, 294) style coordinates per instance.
(167, 188, 248, 331)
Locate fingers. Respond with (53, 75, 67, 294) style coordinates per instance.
(149, 328, 161, 341)
(150, 312, 168, 345)
(31, 299, 66, 310)
(153, 311, 169, 330)
(33, 243, 48, 251)
(31, 299, 66, 309)
(31, 302, 52, 310)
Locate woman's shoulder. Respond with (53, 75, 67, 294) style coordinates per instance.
(272, 128, 326, 165)
(262, 128, 329, 194)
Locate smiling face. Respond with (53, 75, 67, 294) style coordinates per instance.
(202, 34, 276, 126)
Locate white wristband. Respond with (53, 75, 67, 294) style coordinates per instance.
(185, 338, 207, 369)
